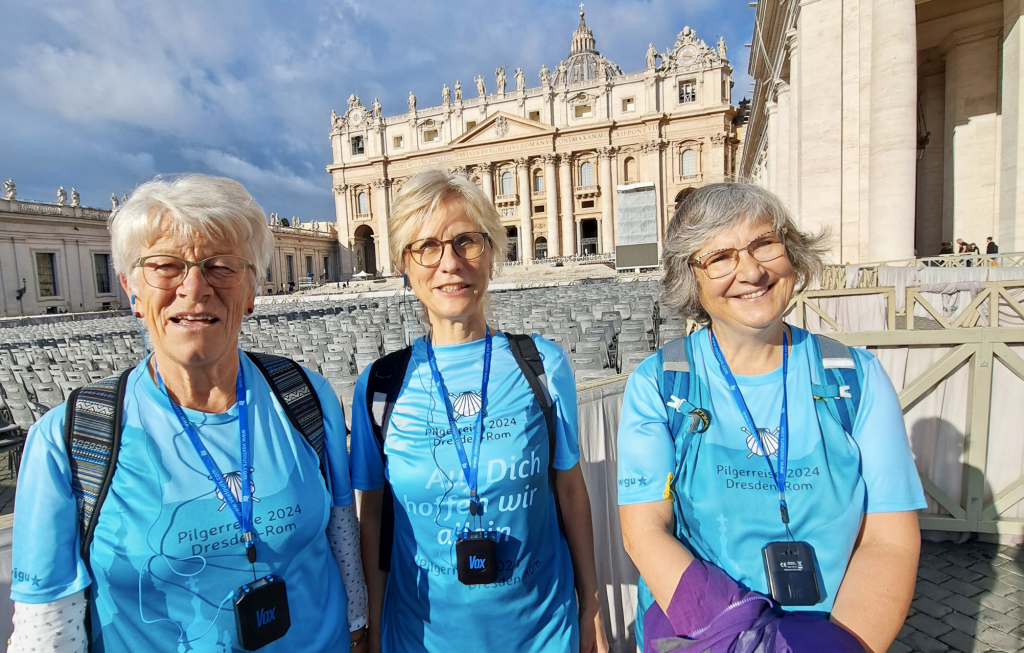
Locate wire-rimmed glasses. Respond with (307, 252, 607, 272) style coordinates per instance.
(690, 229, 788, 279)
(134, 255, 253, 289)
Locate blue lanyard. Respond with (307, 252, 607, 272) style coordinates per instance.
(709, 328, 791, 525)
(156, 361, 257, 562)
(425, 328, 492, 519)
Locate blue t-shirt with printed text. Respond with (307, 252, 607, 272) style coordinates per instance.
(618, 327, 926, 636)
(12, 352, 355, 652)
(349, 332, 581, 653)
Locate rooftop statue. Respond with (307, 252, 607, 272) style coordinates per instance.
(475, 74, 486, 97)
(70, 188, 80, 208)
(372, 97, 382, 120)
(556, 60, 567, 85)
(539, 64, 550, 87)
(646, 43, 659, 69)
(408, 91, 416, 113)
(110, 194, 119, 210)
(442, 83, 451, 105)
(57, 186, 67, 206)
(3, 179, 15, 201)
(454, 80, 462, 102)
(495, 65, 507, 94)
(717, 36, 727, 59)
(515, 67, 525, 92)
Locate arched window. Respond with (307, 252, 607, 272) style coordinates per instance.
(500, 171, 515, 196)
(623, 157, 637, 183)
(579, 161, 595, 187)
(681, 149, 696, 177)
(533, 171, 544, 193)
(534, 237, 548, 259)
(357, 191, 369, 215)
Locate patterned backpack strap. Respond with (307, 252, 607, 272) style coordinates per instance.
(810, 334, 863, 436)
(245, 352, 328, 486)
(63, 370, 132, 564)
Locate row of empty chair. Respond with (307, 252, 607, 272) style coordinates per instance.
(0, 279, 675, 436)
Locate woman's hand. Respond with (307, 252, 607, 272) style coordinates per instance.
(578, 594, 609, 653)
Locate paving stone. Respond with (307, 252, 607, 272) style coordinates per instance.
(948, 551, 988, 568)
(915, 596, 955, 619)
(945, 611, 983, 635)
(903, 628, 954, 653)
(909, 613, 956, 638)
(947, 565, 989, 584)
(975, 627, 1024, 652)
(942, 594, 985, 616)
(975, 578, 1023, 598)
(887, 640, 913, 653)
(996, 573, 1024, 592)
(920, 579, 957, 602)
(979, 593, 1024, 616)
(971, 562, 1005, 580)
(943, 578, 987, 597)
(941, 627, 995, 653)
(921, 566, 957, 584)
(923, 540, 954, 555)
(976, 608, 1024, 635)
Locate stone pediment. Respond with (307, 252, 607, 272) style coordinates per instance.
(451, 111, 555, 146)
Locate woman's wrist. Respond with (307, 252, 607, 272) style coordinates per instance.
(350, 626, 368, 648)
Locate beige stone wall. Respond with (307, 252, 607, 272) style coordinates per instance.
(0, 199, 126, 317)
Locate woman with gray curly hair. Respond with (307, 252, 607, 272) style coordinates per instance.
(9, 174, 368, 652)
(616, 183, 925, 653)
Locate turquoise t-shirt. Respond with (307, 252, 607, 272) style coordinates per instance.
(12, 352, 354, 652)
(349, 332, 581, 653)
(618, 327, 926, 638)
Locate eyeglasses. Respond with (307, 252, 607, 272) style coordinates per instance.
(405, 232, 490, 267)
(690, 229, 788, 279)
(134, 255, 253, 289)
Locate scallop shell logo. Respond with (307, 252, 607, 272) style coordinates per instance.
(213, 468, 260, 511)
(741, 427, 780, 459)
(449, 391, 482, 420)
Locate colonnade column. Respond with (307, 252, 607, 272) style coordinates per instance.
(543, 154, 561, 258)
(599, 147, 616, 255)
(479, 163, 494, 203)
(371, 178, 392, 275)
(559, 154, 576, 256)
(332, 183, 353, 279)
(867, 0, 917, 261)
(516, 157, 534, 262)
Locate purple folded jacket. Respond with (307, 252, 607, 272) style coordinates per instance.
(642, 560, 865, 653)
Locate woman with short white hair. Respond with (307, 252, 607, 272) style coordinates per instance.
(10, 174, 368, 652)
(350, 169, 607, 653)
(618, 183, 925, 652)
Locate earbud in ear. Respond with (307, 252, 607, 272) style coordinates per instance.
(247, 308, 254, 315)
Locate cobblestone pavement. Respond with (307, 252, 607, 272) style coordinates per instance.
(893, 539, 1024, 652)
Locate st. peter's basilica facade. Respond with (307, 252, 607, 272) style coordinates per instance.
(327, 9, 742, 276)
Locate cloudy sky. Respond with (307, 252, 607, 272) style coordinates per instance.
(0, 0, 754, 222)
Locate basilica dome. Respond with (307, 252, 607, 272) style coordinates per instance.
(564, 9, 623, 84)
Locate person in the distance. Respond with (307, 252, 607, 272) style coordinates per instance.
(349, 169, 607, 653)
(618, 183, 926, 653)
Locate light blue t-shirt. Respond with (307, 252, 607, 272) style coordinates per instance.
(618, 327, 925, 622)
(349, 332, 581, 653)
(12, 352, 354, 652)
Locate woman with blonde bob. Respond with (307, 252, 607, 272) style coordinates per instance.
(10, 174, 368, 652)
(617, 183, 925, 652)
(349, 169, 607, 653)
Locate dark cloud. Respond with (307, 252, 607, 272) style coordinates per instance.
(0, 0, 753, 221)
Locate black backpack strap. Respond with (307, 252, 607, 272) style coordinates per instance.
(64, 370, 131, 565)
(504, 333, 563, 530)
(245, 352, 328, 486)
(365, 347, 414, 572)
